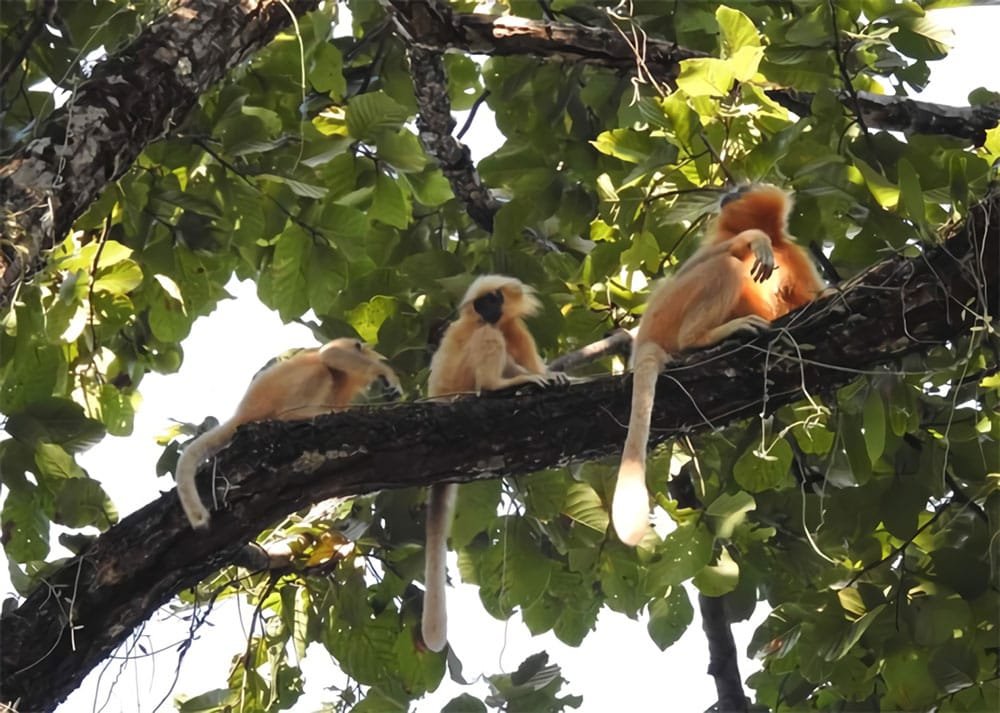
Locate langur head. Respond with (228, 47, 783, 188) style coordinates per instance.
(324, 337, 388, 361)
(460, 274, 540, 324)
(712, 183, 792, 241)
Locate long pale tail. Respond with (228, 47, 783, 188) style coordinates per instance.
(176, 420, 237, 530)
(613, 344, 666, 546)
(422, 482, 457, 652)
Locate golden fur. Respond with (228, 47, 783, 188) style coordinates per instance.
(176, 338, 400, 530)
(613, 186, 825, 545)
(422, 274, 561, 652)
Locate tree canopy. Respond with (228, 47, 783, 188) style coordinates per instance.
(1, 1, 998, 712)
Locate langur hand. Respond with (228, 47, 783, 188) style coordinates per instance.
(379, 368, 403, 399)
(749, 239, 775, 283)
(731, 314, 771, 335)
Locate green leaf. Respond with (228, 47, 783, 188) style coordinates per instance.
(646, 586, 694, 651)
(912, 596, 971, 646)
(57, 239, 131, 272)
(451, 480, 501, 549)
(717, 6, 761, 54)
(0, 341, 63, 413)
(562, 482, 609, 533)
(258, 174, 329, 199)
(854, 158, 900, 209)
(729, 45, 765, 82)
(346, 91, 410, 139)
(309, 42, 346, 98)
(645, 522, 714, 594)
(377, 130, 428, 174)
(892, 16, 951, 60)
(693, 548, 740, 596)
(153, 274, 183, 302)
(0, 487, 50, 562)
(862, 388, 886, 464)
(270, 226, 312, 321)
(503, 525, 553, 609)
(442, 694, 487, 713)
(591, 129, 655, 164)
(345, 296, 396, 344)
(705, 491, 756, 539)
(97, 384, 135, 436)
(352, 688, 408, 712)
(733, 438, 793, 492)
(52, 477, 117, 529)
(897, 158, 924, 221)
(148, 279, 191, 343)
(400, 170, 453, 207)
(4, 397, 106, 453)
(621, 231, 660, 272)
(371, 171, 411, 229)
(323, 204, 369, 242)
(92, 259, 142, 295)
(928, 640, 979, 695)
(677, 58, 735, 98)
(821, 604, 885, 662)
(882, 649, 938, 710)
(34, 442, 87, 481)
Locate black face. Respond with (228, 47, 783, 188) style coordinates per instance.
(473, 288, 505, 324)
(720, 184, 751, 207)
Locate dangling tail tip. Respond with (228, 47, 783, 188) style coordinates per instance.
(613, 460, 651, 547)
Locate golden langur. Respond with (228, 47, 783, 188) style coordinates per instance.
(422, 274, 566, 652)
(176, 338, 402, 530)
(613, 185, 825, 546)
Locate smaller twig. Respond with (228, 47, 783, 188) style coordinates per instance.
(808, 240, 841, 284)
(456, 89, 491, 140)
(845, 501, 951, 586)
(826, 0, 869, 136)
(0, 0, 56, 89)
(548, 329, 633, 372)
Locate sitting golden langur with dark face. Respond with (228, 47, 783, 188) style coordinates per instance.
(422, 274, 566, 652)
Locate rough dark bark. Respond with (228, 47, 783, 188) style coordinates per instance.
(387, 0, 698, 79)
(386, 1, 1000, 144)
(0, 0, 321, 309)
(700, 594, 748, 713)
(406, 44, 499, 232)
(2, 192, 997, 713)
(768, 89, 1000, 145)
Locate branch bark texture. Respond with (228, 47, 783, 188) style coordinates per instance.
(0, 0, 320, 308)
(388, 2, 1000, 144)
(2, 192, 997, 712)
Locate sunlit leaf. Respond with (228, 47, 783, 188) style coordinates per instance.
(733, 438, 793, 492)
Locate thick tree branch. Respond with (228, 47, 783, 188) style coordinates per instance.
(2, 193, 998, 712)
(387, 0, 698, 79)
(406, 44, 500, 232)
(767, 89, 1000, 145)
(700, 594, 748, 713)
(0, 0, 321, 309)
(387, 3, 1000, 144)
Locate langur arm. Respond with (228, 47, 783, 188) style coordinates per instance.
(469, 328, 550, 392)
(678, 229, 775, 282)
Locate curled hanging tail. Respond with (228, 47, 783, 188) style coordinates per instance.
(422, 482, 457, 652)
(176, 421, 237, 530)
(613, 343, 667, 546)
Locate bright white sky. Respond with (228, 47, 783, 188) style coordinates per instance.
(3, 6, 996, 713)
